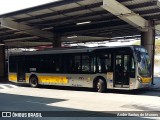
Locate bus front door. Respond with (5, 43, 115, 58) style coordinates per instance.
(17, 57, 26, 82)
(114, 54, 130, 88)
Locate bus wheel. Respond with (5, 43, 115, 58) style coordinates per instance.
(29, 76, 38, 88)
(96, 79, 106, 93)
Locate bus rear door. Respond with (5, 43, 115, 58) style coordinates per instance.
(17, 56, 26, 82)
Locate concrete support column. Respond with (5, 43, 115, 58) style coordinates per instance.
(141, 21, 155, 84)
(0, 44, 5, 81)
(53, 33, 61, 48)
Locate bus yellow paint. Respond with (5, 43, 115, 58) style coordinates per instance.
(9, 73, 17, 82)
(38, 76, 68, 84)
(142, 77, 151, 83)
(26, 75, 29, 82)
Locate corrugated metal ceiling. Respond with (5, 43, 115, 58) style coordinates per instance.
(0, 0, 160, 47)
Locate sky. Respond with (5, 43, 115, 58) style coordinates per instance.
(0, 0, 59, 15)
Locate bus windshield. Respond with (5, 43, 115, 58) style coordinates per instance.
(135, 47, 151, 77)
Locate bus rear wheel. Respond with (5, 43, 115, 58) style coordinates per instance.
(96, 79, 106, 93)
(29, 76, 38, 88)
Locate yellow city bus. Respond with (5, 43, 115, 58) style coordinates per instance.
(8, 46, 152, 92)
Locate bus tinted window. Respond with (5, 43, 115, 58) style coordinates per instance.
(64, 55, 74, 73)
(9, 56, 16, 72)
(130, 57, 135, 78)
(97, 54, 112, 73)
(75, 55, 81, 72)
(135, 47, 151, 77)
(90, 56, 96, 73)
(82, 55, 90, 72)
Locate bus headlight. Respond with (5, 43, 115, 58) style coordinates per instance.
(137, 76, 142, 83)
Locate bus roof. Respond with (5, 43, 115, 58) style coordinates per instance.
(9, 45, 140, 56)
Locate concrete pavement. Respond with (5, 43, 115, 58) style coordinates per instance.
(0, 78, 160, 120)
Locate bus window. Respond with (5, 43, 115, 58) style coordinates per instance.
(9, 56, 16, 72)
(135, 47, 151, 77)
(97, 54, 112, 73)
(97, 57, 102, 73)
(34, 55, 64, 73)
(54, 55, 63, 73)
(82, 55, 90, 72)
(105, 54, 112, 72)
(74, 55, 81, 72)
(115, 55, 123, 76)
(130, 57, 135, 78)
(67, 55, 75, 73)
(90, 56, 96, 73)
(124, 55, 130, 72)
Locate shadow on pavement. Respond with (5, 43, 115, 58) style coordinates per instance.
(0, 93, 155, 120)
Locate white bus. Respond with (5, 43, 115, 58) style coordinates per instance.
(8, 46, 152, 92)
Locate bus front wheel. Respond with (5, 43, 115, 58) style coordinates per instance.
(29, 76, 39, 88)
(96, 79, 106, 93)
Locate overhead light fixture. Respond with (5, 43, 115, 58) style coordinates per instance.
(41, 27, 54, 30)
(14, 31, 26, 35)
(67, 36, 78, 39)
(76, 21, 91, 25)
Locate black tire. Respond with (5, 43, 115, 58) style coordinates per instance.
(29, 76, 39, 88)
(96, 79, 106, 93)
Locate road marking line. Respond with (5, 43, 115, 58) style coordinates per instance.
(26, 101, 47, 105)
(0, 84, 18, 89)
(0, 85, 8, 89)
(3, 85, 14, 88)
(9, 84, 18, 88)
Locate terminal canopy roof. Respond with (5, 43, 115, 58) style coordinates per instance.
(0, 0, 160, 47)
